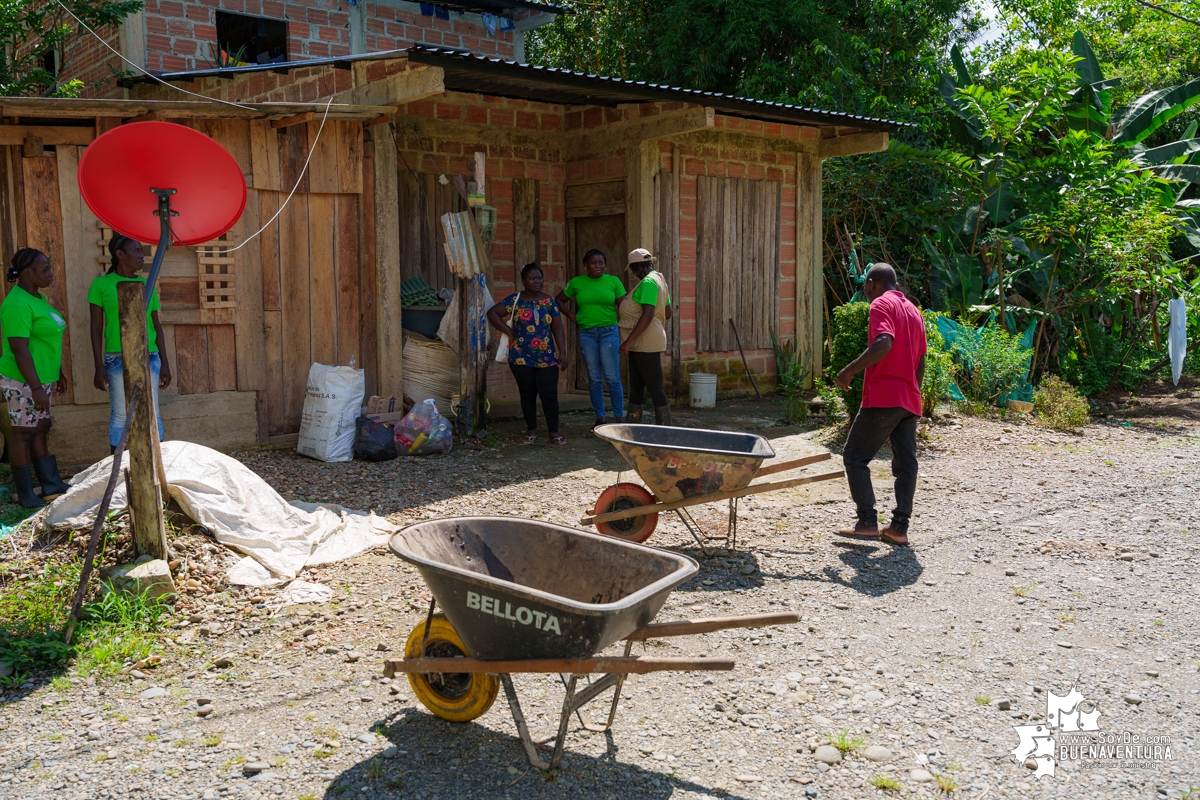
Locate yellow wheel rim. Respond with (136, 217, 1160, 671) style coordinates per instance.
(404, 614, 498, 723)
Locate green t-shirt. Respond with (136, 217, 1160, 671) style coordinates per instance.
(631, 275, 667, 308)
(87, 272, 161, 354)
(0, 286, 66, 384)
(563, 273, 626, 329)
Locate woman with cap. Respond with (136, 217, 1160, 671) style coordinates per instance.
(88, 234, 171, 454)
(0, 248, 70, 507)
(618, 248, 673, 425)
(487, 262, 567, 444)
(555, 248, 626, 429)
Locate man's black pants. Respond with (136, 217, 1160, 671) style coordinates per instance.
(842, 406, 918, 531)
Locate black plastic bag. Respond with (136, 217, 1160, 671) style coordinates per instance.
(353, 416, 397, 461)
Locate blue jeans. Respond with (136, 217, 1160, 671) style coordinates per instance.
(105, 353, 164, 447)
(578, 325, 624, 420)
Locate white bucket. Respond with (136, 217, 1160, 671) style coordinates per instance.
(689, 373, 718, 408)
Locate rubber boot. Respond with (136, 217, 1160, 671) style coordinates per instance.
(654, 404, 673, 426)
(627, 404, 643, 423)
(31, 455, 70, 500)
(11, 464, 46, 509)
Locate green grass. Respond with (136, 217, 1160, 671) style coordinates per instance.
(0, 515, 171, 679)
(202, 735, 221, 747)
(871, 774, 902, 791)
(826, 730, 865, 752)
(974, 695, 991, 705)
(365, 759, 383, 779)
(1012, 581, 1038, 597)
(936, 772, 960, 793)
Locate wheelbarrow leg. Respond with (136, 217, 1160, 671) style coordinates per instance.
(674, 508, 712, 556)
(549, 675, 578, 770)
(499, 674, 550, 771)
(577, 640, 633, 732)
(728, 497, 739, 553)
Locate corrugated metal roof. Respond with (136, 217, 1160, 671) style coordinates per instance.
(436, 0, 569, 13)
(408, 46, 905, 131)
(141, 45, 907, 131)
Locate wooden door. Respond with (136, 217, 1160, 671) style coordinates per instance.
(568, 213, 626, 391)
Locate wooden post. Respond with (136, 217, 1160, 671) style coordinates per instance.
(117, 282, 168, 560)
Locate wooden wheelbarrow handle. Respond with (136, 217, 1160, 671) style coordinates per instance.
(625, 611, 800, 641)
(383, 655, 733, 677)
(755, 452, 831, 477)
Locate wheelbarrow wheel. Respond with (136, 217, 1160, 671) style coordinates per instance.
(592, 482, 658, 542)
(404, 614, 498, 723)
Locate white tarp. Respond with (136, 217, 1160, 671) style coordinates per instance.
(41, 441, 397, 587)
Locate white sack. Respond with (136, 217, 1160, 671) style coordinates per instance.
(41, 441, 397, 587)
(296, 363, 365, 462)
(1169, 298, 1187, 386)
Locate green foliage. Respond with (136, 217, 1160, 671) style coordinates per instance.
(894, 32, 1195, 391)
(0, 0, 144, 97)
(814, 378, 845, 423)
(949, 325, 1031, 405)
(1034, 375, 1090, 431)
(921, 311, 958, 416)
(0, 559, 169, 678)
(829, 302, 871, 417)
(771, 329, 811, 423)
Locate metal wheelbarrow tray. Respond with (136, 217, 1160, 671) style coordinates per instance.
(388, 516, 699, 660)
(584, 424, 844, 553)
(385, 516, 800, 771)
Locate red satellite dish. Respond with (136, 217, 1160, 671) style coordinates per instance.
(78, 121, 246, 246)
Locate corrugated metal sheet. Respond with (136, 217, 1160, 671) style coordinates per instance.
(441, 211, 489, 277)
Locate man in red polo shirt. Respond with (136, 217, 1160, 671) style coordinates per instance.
(833, 263, 927, 546)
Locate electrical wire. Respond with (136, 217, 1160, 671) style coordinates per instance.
(53, 0, 336, 252)
(52, 0, 258, 112)
(225, 96, 333, 252)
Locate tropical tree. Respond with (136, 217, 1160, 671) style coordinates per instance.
(893, 33, 1198, 382)
(0, 0, 143, 97)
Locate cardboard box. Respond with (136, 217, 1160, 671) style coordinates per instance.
(364, 394, 412, 427)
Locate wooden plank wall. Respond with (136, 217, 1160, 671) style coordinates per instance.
(397, 169, 467, 293)
(512, 177, 540, 291)
(0, 118, 370, 445)
(695, 176, 781, 352)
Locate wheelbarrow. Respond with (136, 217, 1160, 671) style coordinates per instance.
(582, 424, 844, 554)
(384, 517, 799, 770)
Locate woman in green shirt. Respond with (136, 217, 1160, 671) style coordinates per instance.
(88, 234, 171, 452)
(0, 248, 70, 507)
(618, 248, 672, 425)
(555, 248, 626, 428)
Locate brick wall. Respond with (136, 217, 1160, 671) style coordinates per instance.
(65, 1, 521, 96)
(124, 61, 813, 403)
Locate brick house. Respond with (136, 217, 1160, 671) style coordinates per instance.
(2, 5, 899, 459)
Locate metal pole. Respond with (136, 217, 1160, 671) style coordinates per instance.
(729, 317, 763, 400)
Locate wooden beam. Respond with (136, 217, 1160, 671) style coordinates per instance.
(333, 64, 445, 108)
(667, 126, 821, 156)
(567, 106, 715, 158)
(382, 656, 735, 678)
(0, 97, 397, 121)
(123, 111, 162, 123)
(364, 115, 393, 128)
(117, 282, 168, 560)
(0, 126, 95, 146)
(371, 124, 403, 396)
(818, 131, 889, 159)
(271, 111, 313, 129)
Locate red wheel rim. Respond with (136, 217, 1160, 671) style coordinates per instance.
(592, 482, 658, 542)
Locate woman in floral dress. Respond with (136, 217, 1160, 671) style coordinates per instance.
(486, 263, 567, 444)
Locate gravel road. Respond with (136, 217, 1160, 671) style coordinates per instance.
(1, 395, 1197, 800)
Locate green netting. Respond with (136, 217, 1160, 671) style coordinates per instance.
(933, 315, 1036, 406)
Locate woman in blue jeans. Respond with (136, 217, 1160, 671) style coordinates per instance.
(555, 249, 626, 428)
(88, 234, 171, 452)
